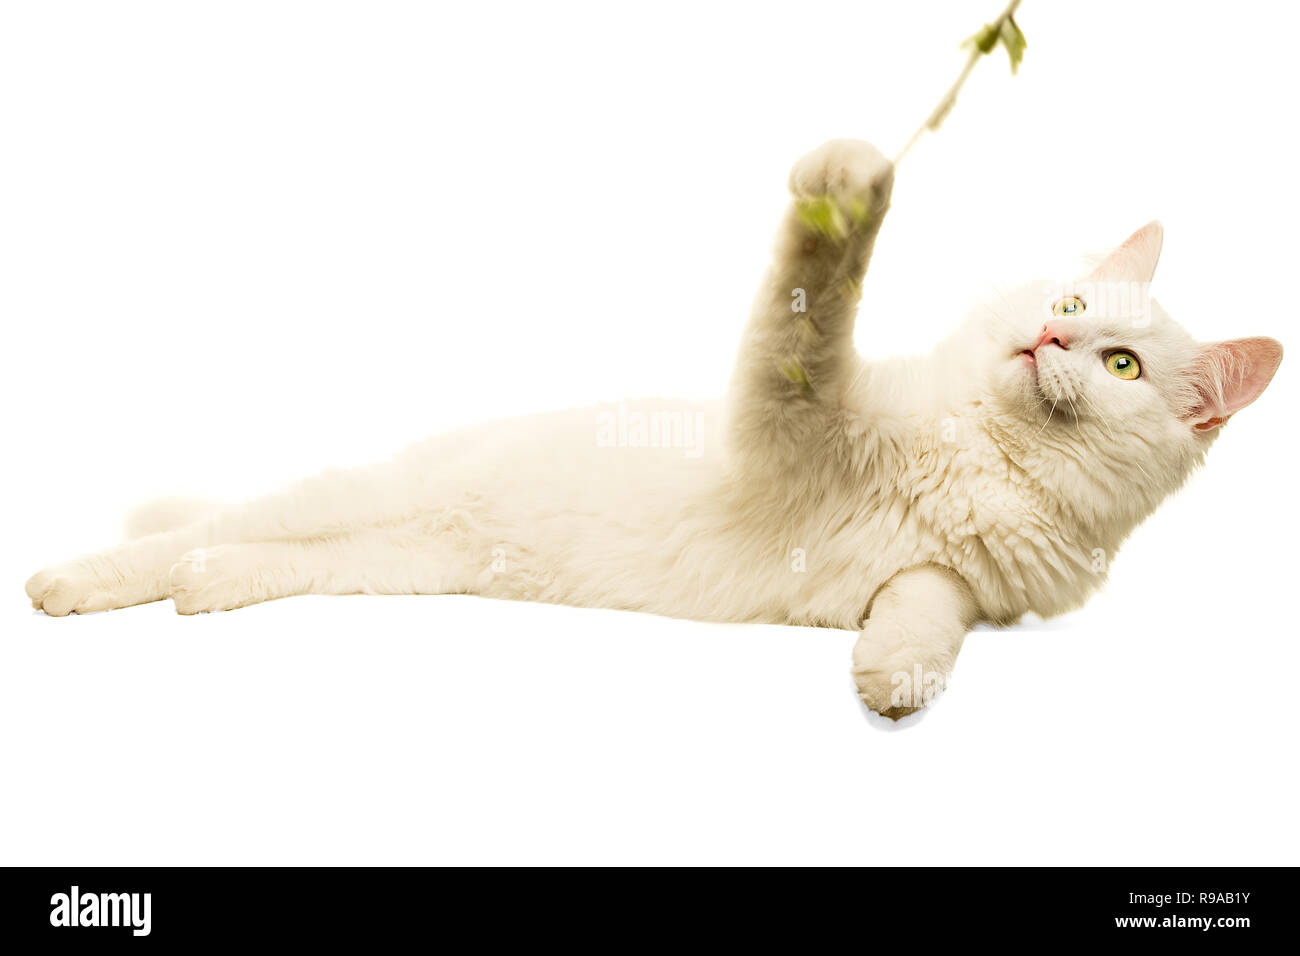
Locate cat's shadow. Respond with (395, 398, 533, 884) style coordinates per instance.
(855, 693, 932, 731)
(972, 611, 1083, 634)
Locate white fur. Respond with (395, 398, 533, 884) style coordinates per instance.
(25, 140, 1282, 718)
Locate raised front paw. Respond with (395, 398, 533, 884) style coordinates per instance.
(789, 138, 894, 210)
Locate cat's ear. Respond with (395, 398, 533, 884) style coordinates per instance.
(1184, 337, 1283, 432)
(1089, 220, 1164, 284)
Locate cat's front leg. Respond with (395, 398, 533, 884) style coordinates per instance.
(852, 565, 978, 720)
(727, 140, 893, 459)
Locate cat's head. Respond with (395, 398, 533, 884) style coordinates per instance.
(966, 221, 1282, 514)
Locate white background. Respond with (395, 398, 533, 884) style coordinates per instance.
(2, 1, 1296, 865)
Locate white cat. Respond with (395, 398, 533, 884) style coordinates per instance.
(26, 140, 1282, 718)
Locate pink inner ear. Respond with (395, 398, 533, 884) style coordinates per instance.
(1187, 337, 1284, 431)
(1090, 221, 1164, 284)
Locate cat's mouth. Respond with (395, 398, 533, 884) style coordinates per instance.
(1018, 349, 1041, 385)
(1017, 348, 1066, 404)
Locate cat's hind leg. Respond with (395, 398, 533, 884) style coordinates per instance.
(26, 456, 434, 616)
(167, 524, 479, 614)
(26, 529, 206, 616)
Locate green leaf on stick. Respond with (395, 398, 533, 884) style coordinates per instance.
(998, 16, 1027, 73)
(965, 22, 999, 54)
(963, 15, 1027, 73)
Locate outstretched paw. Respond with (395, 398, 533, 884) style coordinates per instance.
(168, 545, 285, 614)
(26, 562, 118, 616)
(169, 547, 244, 614)
(789, 138, 894, 215)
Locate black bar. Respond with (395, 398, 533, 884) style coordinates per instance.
(0, 866, 1290, 945)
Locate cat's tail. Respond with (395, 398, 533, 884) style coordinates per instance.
(122, 496, 220, 540)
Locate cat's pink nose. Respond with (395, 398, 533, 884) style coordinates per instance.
(1034, 323, 1069, 351)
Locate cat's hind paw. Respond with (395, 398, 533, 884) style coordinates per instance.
(169, 547, 248, 614)
(169, 544, 292, 614)
(26, 562, 117, 616)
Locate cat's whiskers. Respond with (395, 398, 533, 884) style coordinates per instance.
(1033, 397, 1061, 438)
(1076, 389, 1117, 442)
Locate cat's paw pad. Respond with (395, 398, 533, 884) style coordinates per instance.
(26, 562, 111, 616)
(789, 139, 894, 206)
(168, 547, 253, 614)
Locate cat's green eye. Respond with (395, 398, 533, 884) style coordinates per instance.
(1053, 296, 1086, 317)
(1105, 350, 1141, 380)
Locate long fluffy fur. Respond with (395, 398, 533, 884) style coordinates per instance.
(25, 140, 1282, 717)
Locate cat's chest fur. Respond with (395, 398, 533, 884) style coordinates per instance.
(768, 411, 1117, 629)
(889, 412, 1118, 623)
